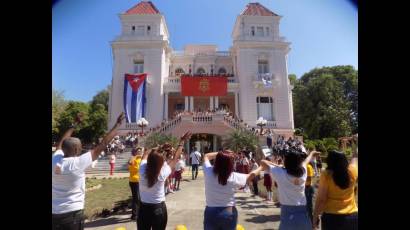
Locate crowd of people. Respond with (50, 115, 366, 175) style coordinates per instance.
(52, 112, 358, 230)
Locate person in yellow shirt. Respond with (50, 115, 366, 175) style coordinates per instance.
(128, 147, 143, 220)
(313, 149, 358, 230)
(305, 155, 316, 224)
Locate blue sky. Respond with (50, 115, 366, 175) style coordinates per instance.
(52, 0, 357, 102)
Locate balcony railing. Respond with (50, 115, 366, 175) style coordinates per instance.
(171, 51, 231, 57)
(252, 73, 280, 88)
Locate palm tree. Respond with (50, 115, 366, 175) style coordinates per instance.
(144, 132, 179, 149)
(222, 129, 259, 153)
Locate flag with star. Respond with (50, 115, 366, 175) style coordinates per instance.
(123, 73, 147, 123)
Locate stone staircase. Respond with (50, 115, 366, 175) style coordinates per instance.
(85, 149, 132, 174)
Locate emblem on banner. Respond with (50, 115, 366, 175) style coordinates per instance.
(199, 78, 210, 93)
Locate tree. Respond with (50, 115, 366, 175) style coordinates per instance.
(86, 104, 108, 144)
(90, 86, 110, 111)
(52, 89, 67, 141)
(56, 101, 90, 141)
(293, 73, 352, 139)
(297, 66, 358, 133)
(222, 129, 259, 153)
(288, 74, 298, 86)
(144, 132, 179, 149)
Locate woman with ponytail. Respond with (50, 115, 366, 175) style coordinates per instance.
(250, 148, 320, 230)
(137, 132, 191, 230)
(202, 150, 259, 230)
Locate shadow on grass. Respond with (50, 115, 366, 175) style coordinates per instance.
(84, 214, 134, 228)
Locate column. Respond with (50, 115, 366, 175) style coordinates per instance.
(210, 97, 214, 110)
(190, 96, 194, 112)
(185, 96, 189, 111)
(213, 135, 217, 151)
(164, 93, 169, 119)
(235, 92, 239, 117)
(215, 96, 219, 109)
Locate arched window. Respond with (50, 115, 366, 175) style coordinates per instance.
(133, 59, 144, 73)
(218, 67, 227, 75)
(258, 60, 269, 74)
(175, 68, 185, 76)
(196, 67, 206, 75)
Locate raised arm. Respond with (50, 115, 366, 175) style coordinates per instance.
(168, 132, 191, 170)
(56, 113, 83, 150)
(203, 152, 219, 163)
(303, 150, 320, 167)
(91, 112, 125, 161)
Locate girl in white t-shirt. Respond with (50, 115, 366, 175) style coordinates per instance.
(250, 149, 320, 230)
(202, 151, 260, 230)
(137, 132, 191, 230)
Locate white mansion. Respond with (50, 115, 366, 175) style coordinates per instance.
(108, 1, 295, 151)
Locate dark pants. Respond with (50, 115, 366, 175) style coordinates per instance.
(305, 185, 314, 223)
(137, 202, 167, 230)
(129, 182, 140, 217)
(192, 164, 199, 179)
(204, 206, 238, 230)
(321, 212, 358, 230)
(52, 210, 84, 230)
(252, 176, 259, 195)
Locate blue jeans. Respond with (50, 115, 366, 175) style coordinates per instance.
(305, 185, 315, 223)
(279, 205, 312, 230)
(204, 206, 238, 230)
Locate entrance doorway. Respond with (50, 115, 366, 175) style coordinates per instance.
(188, 133, 222, 155)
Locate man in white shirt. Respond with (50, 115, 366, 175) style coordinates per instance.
(52, 112, 125, 230)
(190, 147, 202, 180)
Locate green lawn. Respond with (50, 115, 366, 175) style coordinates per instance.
(84, 178, 131, 220)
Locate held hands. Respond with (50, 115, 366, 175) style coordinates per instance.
(312, 216, 320, 229)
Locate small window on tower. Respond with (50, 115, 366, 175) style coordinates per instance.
(133, 60, 144, 73)
(132, 26, 135, 31)
(266, 27, 269, 36)
(147, 26, 151, 35)
(136, 26, 145, 36)
(251, 26, 255, 36)
(256, 27, 264, 36)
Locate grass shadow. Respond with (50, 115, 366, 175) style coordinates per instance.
(84, 216, 134, 228)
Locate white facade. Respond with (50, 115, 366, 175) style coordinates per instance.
(108, 2, 294, 135)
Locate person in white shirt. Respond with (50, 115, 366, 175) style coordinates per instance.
(52, 112, 125, 230)
(250, 149, 320, 230)
(202, 150, 259, 230)
(190, 147, 202, 180)
(174, 155, 186, 191)
(137, 132, 191, 230)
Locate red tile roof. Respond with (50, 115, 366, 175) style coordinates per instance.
(125, 1, 160, 15)
(241, 2, 278, 16)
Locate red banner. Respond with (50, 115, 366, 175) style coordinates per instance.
(181, 76, 228, 96)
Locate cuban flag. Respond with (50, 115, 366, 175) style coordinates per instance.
(123, 73, 147, 123)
